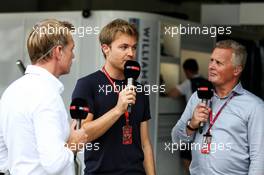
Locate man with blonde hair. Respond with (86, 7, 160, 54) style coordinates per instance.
(172, 40, 264, 175)
(72, 19, 156, 175)
(0, 19, 88, 175)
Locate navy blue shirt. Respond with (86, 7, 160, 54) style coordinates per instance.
(72, 70, 151, 175)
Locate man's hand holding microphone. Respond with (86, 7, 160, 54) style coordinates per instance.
(114, 85, 136, 116)
(187, 81, 213, 135)
(187, 103, 211, 135)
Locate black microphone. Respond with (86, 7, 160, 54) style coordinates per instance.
(197, 81, 213, 134)
(70, 98, 89, 129)
(124, 60, 141, 113)
(16, 60, 26, 74)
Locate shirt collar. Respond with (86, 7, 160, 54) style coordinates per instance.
(213, 82, 244, 99)
(25, 65, 64, 94)
(232, 82, 244, 95)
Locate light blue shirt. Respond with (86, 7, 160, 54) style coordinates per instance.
(172, 83, 264, 175)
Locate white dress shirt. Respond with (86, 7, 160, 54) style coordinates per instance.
(0, 65, 74, 175)
(0, 99, 8, 173)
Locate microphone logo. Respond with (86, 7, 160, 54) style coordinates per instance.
(70, 106, 89, 112)
(126, 66, 140, 71)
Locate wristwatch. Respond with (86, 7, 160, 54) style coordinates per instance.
(187, 119, 198, 131)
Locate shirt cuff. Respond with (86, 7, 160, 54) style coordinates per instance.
(172, 119, 196, 143)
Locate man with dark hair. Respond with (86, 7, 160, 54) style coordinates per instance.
(72, 19, 155, 175)
(168, 58, 206, 101)
(183, 59, 198, 73)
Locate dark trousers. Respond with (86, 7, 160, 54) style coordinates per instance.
(0, 173, 5, 175)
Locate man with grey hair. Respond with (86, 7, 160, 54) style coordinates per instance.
(172, 40, 264, 175)
(0, 19, 88, 175)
